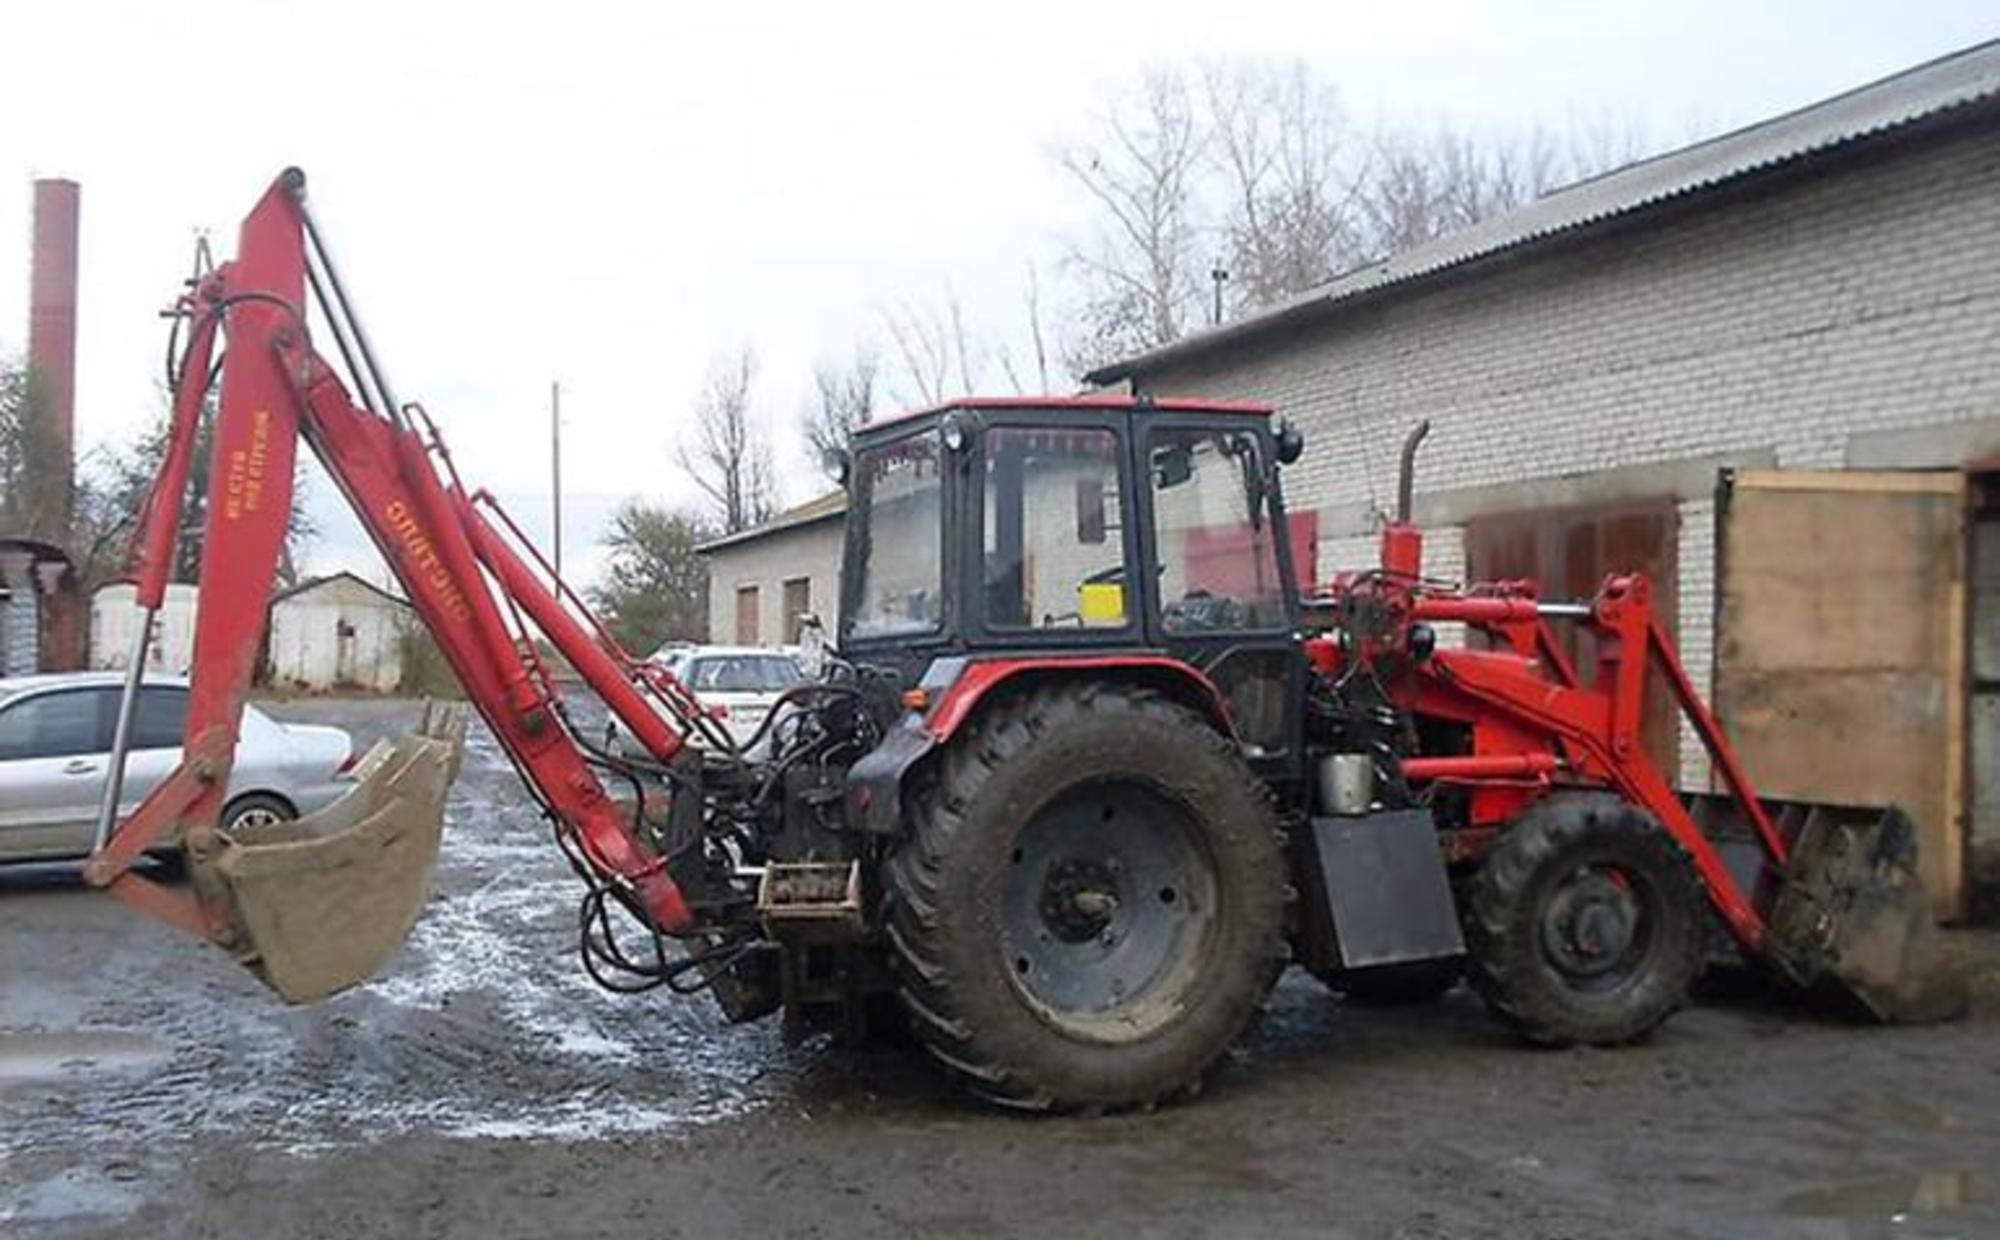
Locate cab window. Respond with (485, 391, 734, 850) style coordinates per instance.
(1148, 429, 1288, 633)
(982, 426, 1129, 629)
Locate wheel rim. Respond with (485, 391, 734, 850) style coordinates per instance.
(231, 805, 285, 831)
(1536, 862, 1656, 994)
(998, 781, 1218, 1043)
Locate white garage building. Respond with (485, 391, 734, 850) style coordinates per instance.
(264, 572, 412, 693)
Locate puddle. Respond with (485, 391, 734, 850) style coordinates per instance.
(0, 1167, 144, 1224)
(1780, 1169, 1993, 1219)
(0, 1031, 173, 1082)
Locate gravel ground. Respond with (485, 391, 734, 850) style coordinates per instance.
(3, 695, 1998, 1239)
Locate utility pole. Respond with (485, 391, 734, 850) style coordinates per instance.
(551, 380, 563, 580)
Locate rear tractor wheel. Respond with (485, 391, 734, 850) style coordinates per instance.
(886, 683, 1288, 1111)
(1465, 792, 1705, 1046)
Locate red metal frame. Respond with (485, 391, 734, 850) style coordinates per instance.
(921, 655, 1237, 743)
(85, 173, 700, 940)
(1330, 518, 1791, 956)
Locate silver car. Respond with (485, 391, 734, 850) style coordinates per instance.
(0, 672, 356, 862)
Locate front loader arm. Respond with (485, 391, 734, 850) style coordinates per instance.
(88, 170, 702, 996)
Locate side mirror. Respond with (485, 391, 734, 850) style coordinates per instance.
(1153, 444, 1194, 489)
(1274, 418, 1305, 465)
(824, 448, 852, 485)
(1075, 476, 1108, 545)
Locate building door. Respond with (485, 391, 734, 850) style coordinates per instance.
(1465, 498, 1680, 775)
(782, 578, 811, 644)
(734, 585, 761, 645)
(1715, 470, 1967, 919)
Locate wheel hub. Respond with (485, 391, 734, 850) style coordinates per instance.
(1541, 868, 1643, 981)
(998, 782, 1216, 1039)
(1039, 859, 1123, 943)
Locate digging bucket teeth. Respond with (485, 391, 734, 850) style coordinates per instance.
(1761, 802, 1970, 1023)
(193, 705, 467, 1003)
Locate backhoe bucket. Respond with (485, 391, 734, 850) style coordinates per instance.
(1761, 803, 1969, 1023)
(197, 706, 466, 1003)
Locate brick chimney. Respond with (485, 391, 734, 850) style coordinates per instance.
(28, 178, 80, 535)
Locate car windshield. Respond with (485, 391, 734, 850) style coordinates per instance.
(847, 431, 944, 640)
(687, 655, 804, 693)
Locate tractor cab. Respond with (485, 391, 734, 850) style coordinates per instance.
(839, 396, 1311, 772)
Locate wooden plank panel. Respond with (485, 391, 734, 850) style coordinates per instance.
(1717, 471, 1965, 918)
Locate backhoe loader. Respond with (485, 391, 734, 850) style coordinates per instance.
(85, 170, 1965, 1111)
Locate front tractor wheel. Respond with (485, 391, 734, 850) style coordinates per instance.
(886, 683, 1287, 1111)
(1465, 793, 1706, 1046)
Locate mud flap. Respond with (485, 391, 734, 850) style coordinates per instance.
(1765, 804, 1969, 1023)
(199, 706, 466, 1003)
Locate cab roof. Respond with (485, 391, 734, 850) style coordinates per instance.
(860, 393, 1274, 433)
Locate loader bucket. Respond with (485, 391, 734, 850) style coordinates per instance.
(1762, 803, 1970, 1023)
(198, 706, 466, 1003)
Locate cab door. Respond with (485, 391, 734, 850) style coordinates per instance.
(1135, 416, 1308, 778)
(0, 686, 115, 858)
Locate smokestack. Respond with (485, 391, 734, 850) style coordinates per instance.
(28, 178, 79, 535)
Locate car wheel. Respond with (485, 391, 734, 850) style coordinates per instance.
(222, 793, 297, 836)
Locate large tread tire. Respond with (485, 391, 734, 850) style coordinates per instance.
(1465, 792, 1705, 1047)
(886, 682, 1288, 1111)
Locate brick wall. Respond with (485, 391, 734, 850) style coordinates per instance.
(1138, 122, 2000, 787)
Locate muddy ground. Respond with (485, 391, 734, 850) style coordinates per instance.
(3, 696, 1998, 1239)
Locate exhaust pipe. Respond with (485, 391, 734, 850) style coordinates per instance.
(1396, 420, 1431, 524)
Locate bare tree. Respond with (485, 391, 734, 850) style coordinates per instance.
(0, 361, 69, 545)
(994, 261, 1055, 394)
(804, 342, 878, 476)
(1205, 59, 1369, 312)
(1359, 120, 1651, 259)
(1054, 68, 1210, 372)
(677, 346, 778, 535)
(1050, 61, 1654, 338)
(881, 289, 989, 407)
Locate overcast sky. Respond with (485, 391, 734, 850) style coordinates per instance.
(2, 1, 1992, 585)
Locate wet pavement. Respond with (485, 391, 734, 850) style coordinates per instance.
(3, 696, 1999, 1239)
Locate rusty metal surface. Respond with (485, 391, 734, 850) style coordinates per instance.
(1464, 497, 1680, 772)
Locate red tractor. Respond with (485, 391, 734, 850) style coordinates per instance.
(86, 171, 1960, 1112)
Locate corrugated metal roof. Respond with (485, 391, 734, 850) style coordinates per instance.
(1087, 39, 2000, 384)
(696, 489, 848, 554)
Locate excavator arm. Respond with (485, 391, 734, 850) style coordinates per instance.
(86, 169, 723, 1000)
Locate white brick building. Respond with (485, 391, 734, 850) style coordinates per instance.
(1087, 44, 2000, 916)
(699, 492, 846, 646)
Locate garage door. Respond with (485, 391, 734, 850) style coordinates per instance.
(1716, 470, 1966, 919)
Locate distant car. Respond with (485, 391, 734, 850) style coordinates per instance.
(628, 645, 809, 750)
(0, 672, 357, 863)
